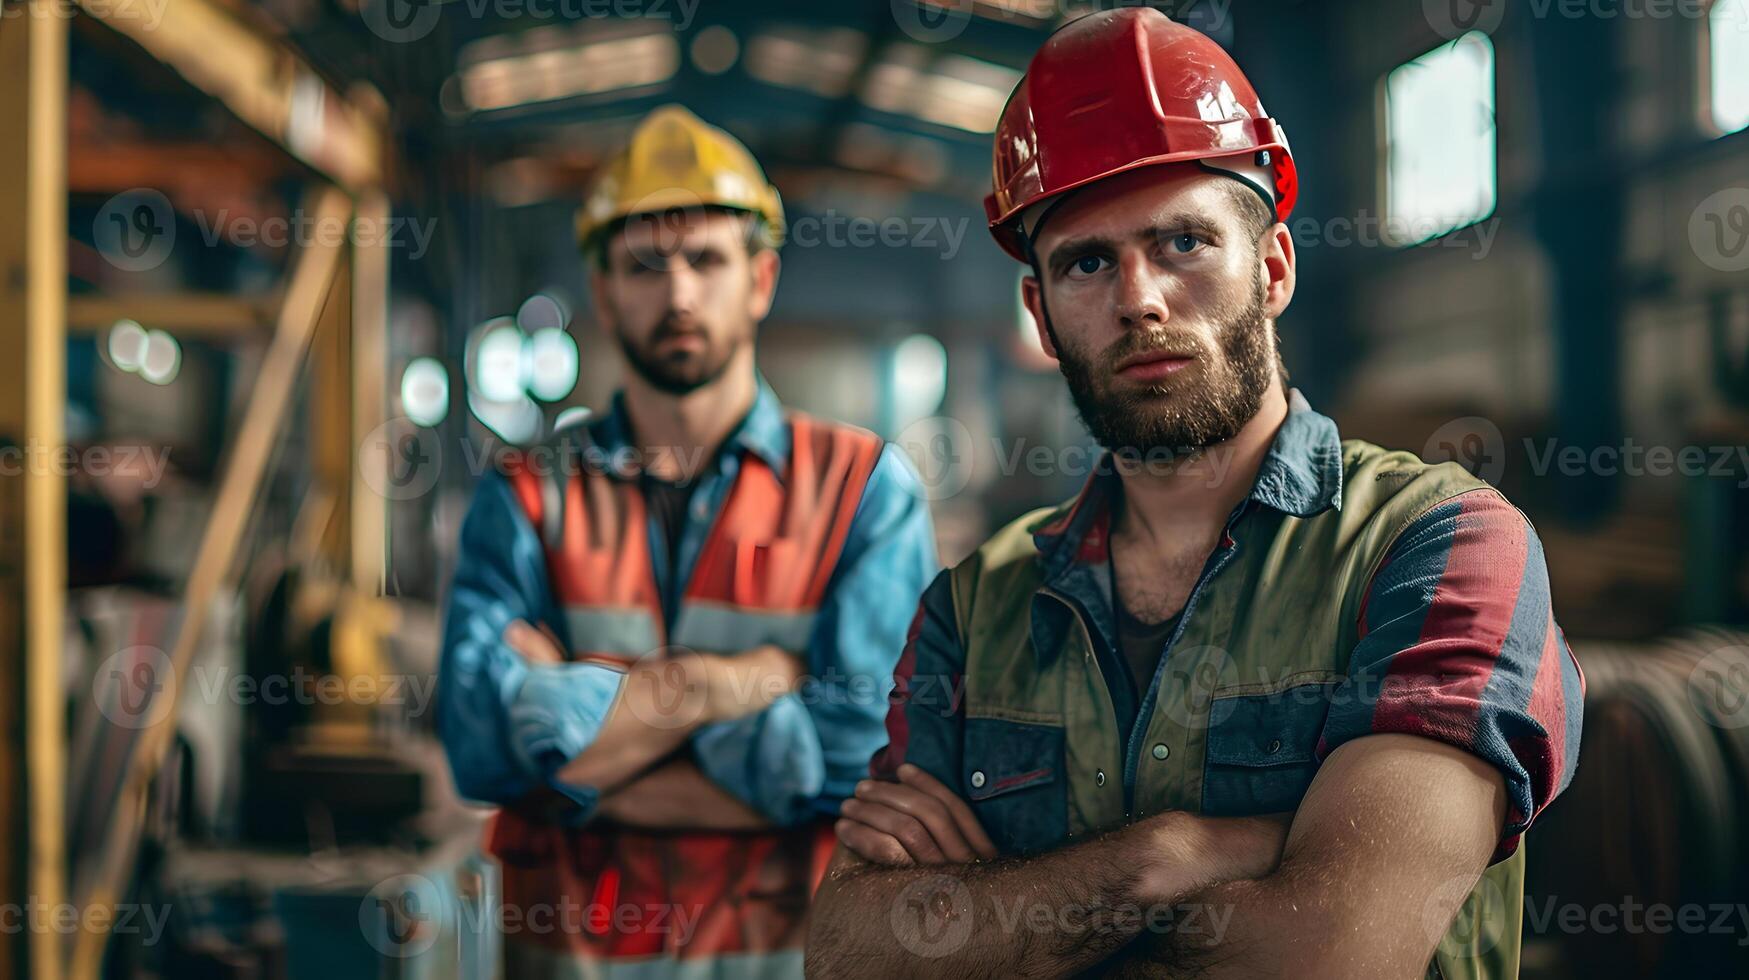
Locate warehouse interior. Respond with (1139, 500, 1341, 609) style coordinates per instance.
(2, 0, 1748, 977)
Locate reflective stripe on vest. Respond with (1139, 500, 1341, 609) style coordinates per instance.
(489, 412, 882, 973)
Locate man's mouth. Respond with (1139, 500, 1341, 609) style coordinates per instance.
(654, 330, 707, 354)
(1116, 351, 1195, 382)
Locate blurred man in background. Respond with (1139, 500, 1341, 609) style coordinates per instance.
(809, 11, 1584, 979)
(436, 105, 936, 977)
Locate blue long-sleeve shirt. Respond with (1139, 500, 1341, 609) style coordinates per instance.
(436, 381, 939, 826)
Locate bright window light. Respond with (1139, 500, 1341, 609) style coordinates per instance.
(1711, 0, 1749, 135)
(892, 333, 948, 427)
(1383, 31, 1497, 245)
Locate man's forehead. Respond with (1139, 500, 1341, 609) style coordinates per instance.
(1036, 168, 1234, 249)
(613, 208, 747, 250)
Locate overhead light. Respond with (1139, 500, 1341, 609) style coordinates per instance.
(473, 319, 526, 403)
(139, 329, 181, 385)
(526, 328, 578, 403)
(516, 292, 569, 333)
(457, 24, 678, 112)
(745, 25, 867, 98)
(554, 405, 593, 431)
(691, 25, 739, 75)
(401, 357, 449, 428)
(860, 44, 1018, 133)
(107, 319, 148, 371)
(106, 320, 180, 384)
(468, 391, 543, 445)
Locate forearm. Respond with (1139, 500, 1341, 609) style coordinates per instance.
(806, 811, 1280, 979)
(557, 646, 800, 792)
(595, 757, 771, 831)
(1100, 871, 1319, 979)
(1105, 738, 1509, 978)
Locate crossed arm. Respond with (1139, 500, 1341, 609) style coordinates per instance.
(805, 732, 1507, 979)
(502, 619, 797, 830)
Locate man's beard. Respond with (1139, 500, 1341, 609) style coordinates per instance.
(613, 313, 742, 396)
(1055, 273, 1275, 460)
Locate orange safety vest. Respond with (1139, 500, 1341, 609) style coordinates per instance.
(486, 412, 882, 973)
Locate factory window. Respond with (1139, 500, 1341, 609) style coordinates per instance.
(1709, 0, 1749, 135)
(1382, 31, 1497, 245)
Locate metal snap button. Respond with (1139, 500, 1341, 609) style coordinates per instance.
(1151, 743, 1169, 761)
(970, 770, 986, 789)
(1095, 770, 1106, 786)
(1267, 738, 1283, 755)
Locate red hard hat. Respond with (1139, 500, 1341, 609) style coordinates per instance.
(984, 8, 1299, 262)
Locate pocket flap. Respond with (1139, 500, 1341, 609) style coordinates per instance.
(1205, 683, 1333, 767)
(964, 717, 1062, 801)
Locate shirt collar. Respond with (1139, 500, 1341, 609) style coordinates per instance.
(588, 376, 790, 481)
(1031, 388, 1344, 572)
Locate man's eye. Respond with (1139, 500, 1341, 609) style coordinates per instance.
(1171, 233, 1205, 254)
(1067, 255, 1108, 278)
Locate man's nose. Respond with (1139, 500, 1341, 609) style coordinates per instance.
(1112, 253, 1168, 328)
(664, 260, 701, 313)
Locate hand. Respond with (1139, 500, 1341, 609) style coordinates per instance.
(835, 763, 998, 867)
(503, 619, 566, 664)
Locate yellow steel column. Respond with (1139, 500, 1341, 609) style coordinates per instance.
(0, 3, 69, 979)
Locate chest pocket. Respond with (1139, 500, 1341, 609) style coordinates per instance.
(963, 717, 1068, 855)
(1201, 681, 1336, 816)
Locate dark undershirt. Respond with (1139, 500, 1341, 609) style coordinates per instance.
(1114, 594, 1182, 698)
(640, 474, 697, 572)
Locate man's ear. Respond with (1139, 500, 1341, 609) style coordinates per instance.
(1260, 222, 1296, 319)
(1019, 274, 1059, 360)
(748, 248, 781, 322)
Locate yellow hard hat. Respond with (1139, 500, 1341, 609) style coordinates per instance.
(576, 104, 785, 254)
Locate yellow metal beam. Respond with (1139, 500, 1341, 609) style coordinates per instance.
(351, 192, 391, 593)
(0, 4, 69, 978)
(69, 188, 353, 979)
(311, 249, 354, 570)
(67, 293, 276, 340)
(74, 0, 383, 193)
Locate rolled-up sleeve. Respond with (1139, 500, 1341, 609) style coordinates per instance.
(1317, 487, 1586, 861)
(437, 470, 624, 812)
(692, 444, 940, 824)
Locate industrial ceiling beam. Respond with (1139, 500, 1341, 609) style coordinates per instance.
(75, 0, 385, 193)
